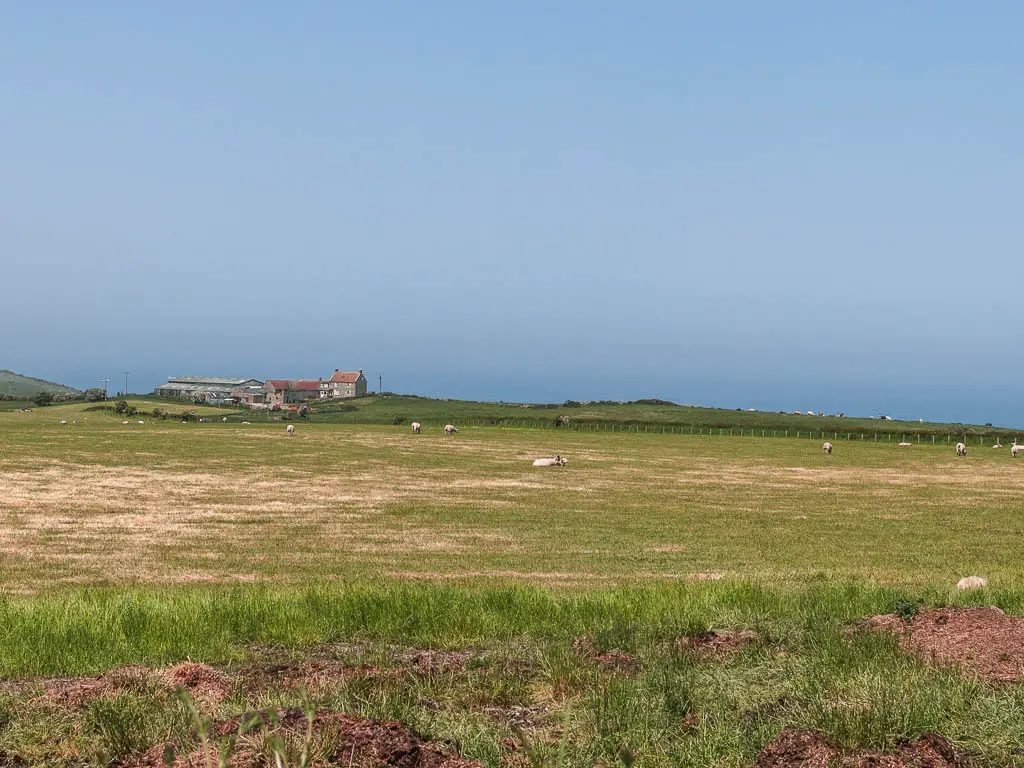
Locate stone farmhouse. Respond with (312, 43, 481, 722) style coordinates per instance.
(320, 369, 367, 399)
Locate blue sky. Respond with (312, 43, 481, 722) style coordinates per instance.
(2, 3, 1022, 424)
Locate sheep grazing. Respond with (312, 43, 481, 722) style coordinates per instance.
(822, 442, 833, 455)
(222, 417, 228, 423)
(533, 455, 569, 467)
(411, 422, 421, 434)
(1012, 443, 1022, 458)
(286, 424, 295, 436)
(956, 576, 987, 590)
(955, 442, 967, 457)
(444, 424, 458, 435)
(59, 420, 67, 425)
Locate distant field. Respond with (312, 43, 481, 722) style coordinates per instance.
(2, 400, 1022, 591)
(281, 394, 1022, 443)
(1, 401, 1024, 765)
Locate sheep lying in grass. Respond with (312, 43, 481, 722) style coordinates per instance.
(956, 576, 987, 590)
(822, 442, 833, 455)
(532, 455, 568, 467)
(956, 442, 967, 457)
(898, 442, 912, 447)
(411, 422, 421, 434)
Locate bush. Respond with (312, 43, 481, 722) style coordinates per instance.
(114, 400, 130, 415)
(31, 391, 54, 407)
(84, 388, 106, 402)
(393, 416, 407, 425)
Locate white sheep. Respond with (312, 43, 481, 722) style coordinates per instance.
(1012, 443, 1021, 458)
(533, 455, 569, 467)
(822, 442, 833, 455)
(286, 424, 295, 436)
(138, 420, 144, 425)
(411, 422, 421, 434)
(223, 417, 228, 423)
(59, 420, 67, 425)
(444, 424, 458, 435)
(956, 442, 967, 457)
(897, 442, 912, 447)
(123, 420, 130, 425)
(956, 576, 987, 590)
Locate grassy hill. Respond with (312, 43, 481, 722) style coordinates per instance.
(274, 394, 1021, 440)
(0, 370, 80, 398)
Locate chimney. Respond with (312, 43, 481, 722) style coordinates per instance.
(335, 368, 339, 373)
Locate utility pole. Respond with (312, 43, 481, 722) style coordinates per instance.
(379, 372, 382, 394)
(123, 370, 130, 397)
(100, 378, 112, 401)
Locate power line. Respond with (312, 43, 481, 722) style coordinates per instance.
(100, 378, 112, 401)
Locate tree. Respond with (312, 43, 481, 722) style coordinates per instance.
(114, 399, 130, 415)
(32, 391, 54, 407)
(84, 388, 105, 402)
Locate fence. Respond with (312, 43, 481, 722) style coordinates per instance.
(399, 419, 1019, 447)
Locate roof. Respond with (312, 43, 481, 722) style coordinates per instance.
(166, 377, 261, 386)
(155, 383, 237, 394)
(329, 371, 363, 384)
(266, 379, 322, 391)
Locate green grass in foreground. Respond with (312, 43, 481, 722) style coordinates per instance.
(0, 583, 1021, 766)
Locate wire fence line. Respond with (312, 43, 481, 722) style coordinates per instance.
(396, 419, 1020, 447)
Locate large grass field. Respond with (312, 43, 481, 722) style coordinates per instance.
(0, 402, 1022, 765)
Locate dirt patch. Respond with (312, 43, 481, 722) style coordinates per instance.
(480, 703, 547, 729)
(572, 637, 637, 672)
(675, 629, 758, 657)
(402, 648, 482, 672)
(125, 708, 483, 768)
(242, 660, 384, 693)
(161, 663, 233, 706)
(864, 607, 1024, 682)
(43, 664, 154, 706)
(42, 662, 232, 708)
(754, 728, 962, 767)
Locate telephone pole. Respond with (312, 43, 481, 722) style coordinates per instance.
(100, 378, 112, 401)
(379, 372, 382, 394)
(123, 370, 130, 397)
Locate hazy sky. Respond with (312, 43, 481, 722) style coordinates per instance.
(2, 3, 1022, 424)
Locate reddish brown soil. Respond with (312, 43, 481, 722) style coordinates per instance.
(161, 663, 233, 706)
(125, 708, 483, 768)
(865, 607, 1024, 682)
(572, 637, 637, 672)
(42, 662, 232, 708)
(755, 728, 963, 768)
(43, 664, 153, 706)
(402, 649, 481, 671)
(242, 660, 384, 694)
(675, 629, 757, 657)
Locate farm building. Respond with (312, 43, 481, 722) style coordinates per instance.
(319, 369, 367, 399)
(265, 379, 323, 407)
(154, 377, 264, 402)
